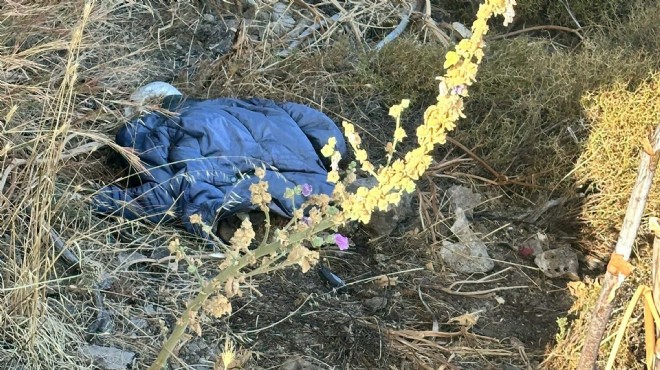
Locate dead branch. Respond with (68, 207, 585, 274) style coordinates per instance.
(375, 0, 422, 51)
(487, 25, 583, 41)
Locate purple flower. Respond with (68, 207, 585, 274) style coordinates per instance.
(451, 84, 466, 95)
(301, 183, 313, 197)
(334, 234, 349, 251)
(302, 216, 312, 226)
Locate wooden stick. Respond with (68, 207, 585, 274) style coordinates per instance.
(577, 123, 660, 370)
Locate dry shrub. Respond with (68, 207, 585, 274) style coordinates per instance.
(542, 256, 654, 370)
(574, 73, 660, 252)
(540, 279, 602, 369)
(537, 4, 660, 367)
(595, 1, 660, 58)
(448, 39, 658, 197)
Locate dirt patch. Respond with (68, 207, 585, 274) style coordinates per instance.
(77, 181, 579, 369)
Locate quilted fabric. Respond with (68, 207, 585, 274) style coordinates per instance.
(92, 95, 347, 239)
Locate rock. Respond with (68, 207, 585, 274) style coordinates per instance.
(534, 247, 579, 280)
(270, 2, 297, 35)
(144, 303, 163, 315)
(346, 176, 413, 237)
(79, 345, 135, 370)
(440, 208, 494, 273)
(447, 185, 483, 218)
(364, 296, 388, 312)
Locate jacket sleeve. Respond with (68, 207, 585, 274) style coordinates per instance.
(91, 180, 181, 225)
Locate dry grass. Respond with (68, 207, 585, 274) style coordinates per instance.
(574, 73, 660, 254)
(0, 1, 178, 368)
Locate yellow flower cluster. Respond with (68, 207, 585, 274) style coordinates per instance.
(322, 137, 344, 183)
(229, 217, 255, 252)
(322, 0, 515, 225)
(387, 99, 409, 165)
(287, 244, 319, 273)
(249, 181, 272, 212)
(203, 294, 232, 318)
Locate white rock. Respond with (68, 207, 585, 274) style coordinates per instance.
(80, 345, 135, 370)
(440, 207, 494, 273)
(534, 247, 579, 280)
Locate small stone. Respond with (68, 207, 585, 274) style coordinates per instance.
(447, 185, 483, 218)
(144, 304, 157, 315)
(202, 14, 215, 23)
(534, 247, 579, 280)
(79, 345, 135, 370)
(364, 296, 388, 312)
(440, 208, 494, 273)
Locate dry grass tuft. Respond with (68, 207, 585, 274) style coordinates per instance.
(574, 73, 660, 254)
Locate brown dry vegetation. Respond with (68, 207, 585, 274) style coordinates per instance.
(2, 0, 660, 369)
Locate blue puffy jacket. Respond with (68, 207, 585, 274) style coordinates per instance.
(92, 95, 347, 239)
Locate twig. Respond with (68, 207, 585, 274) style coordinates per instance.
(375, 1, 416, 51)
(418, 286, 439, 332)
(487, 25, 583, 41)
(240, 293, 313, 334)
(445, 137, 498, 177)
(560, 0, 582, 29)
(417, 0, 451, 47)
(280, 13, 342, 56)
(423, 284, 528, 298)
(327, 0, 362, 44)
(343, 267, 425, 288)
(518, 196, 567, 223)
(119, 252, 226, 270)
(445, 136, 540, 188)
(448, 267, 512, 290)
(577, 123, 660, 370)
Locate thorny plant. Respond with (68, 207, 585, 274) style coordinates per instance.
(148, 0, 517, 368)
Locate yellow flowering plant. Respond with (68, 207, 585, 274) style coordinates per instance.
(148, 1, 516, 368)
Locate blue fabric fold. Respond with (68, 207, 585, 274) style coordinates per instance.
(92, 96, 347, 239)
